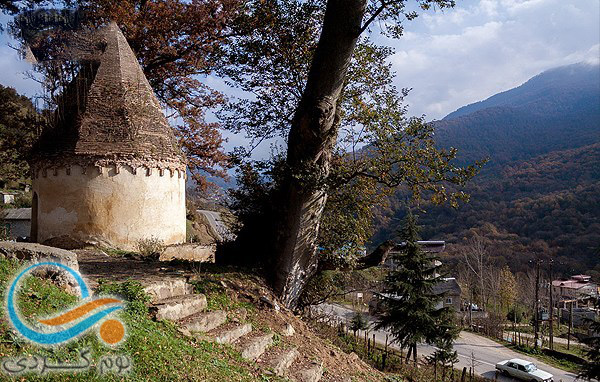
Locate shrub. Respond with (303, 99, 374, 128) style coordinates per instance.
(96, 279, 151, 316)
(350, 312, 369, 336)
(135, 237, 165, 260)
(13, 193, 32, 208)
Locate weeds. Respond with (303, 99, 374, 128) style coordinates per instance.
(135, 237, 165, 260)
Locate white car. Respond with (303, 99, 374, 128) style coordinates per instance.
(495, 359, 553, 382)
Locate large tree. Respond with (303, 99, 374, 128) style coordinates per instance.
(0, 84, 43, 187)
(7, 0, 242, 189)
(221, 0, 480, 308)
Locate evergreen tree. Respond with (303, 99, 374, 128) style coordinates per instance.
(578, 315, 600, 381)
(350, 312, 369, 337)
(375, 211, 458, 363)
(428, 312, 460, 379)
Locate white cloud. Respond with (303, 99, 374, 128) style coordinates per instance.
(390, 0, 600, 119)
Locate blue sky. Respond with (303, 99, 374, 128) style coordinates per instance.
(1, 0, 599, 157)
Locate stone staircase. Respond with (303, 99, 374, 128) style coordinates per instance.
(143, 278, 323, 382)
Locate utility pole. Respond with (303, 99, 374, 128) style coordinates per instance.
(469, 288, 473, 328)
(548, 259, 554, 350)
(534, 258, 541, 350)
(567, 301, 573, 350)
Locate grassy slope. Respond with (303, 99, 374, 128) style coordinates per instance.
(0, 258, 273, 382)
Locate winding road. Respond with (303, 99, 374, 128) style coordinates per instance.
(316, 303, 578, 382)
(197, 209, 235, 241)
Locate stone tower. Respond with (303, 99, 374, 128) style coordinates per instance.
(30, 23, 186, 249)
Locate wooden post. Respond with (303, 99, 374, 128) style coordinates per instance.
(406, 345, 412, 364)
(385, 334, 389, 354)
(567, 301, 573, 350)
(534, 258, 541, 351)
(469, 290, 473, 328)
(549, 260, 554, 350)
(558, 305, 562, 330)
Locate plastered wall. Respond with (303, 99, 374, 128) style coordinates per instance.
(32, 164, 186, 249)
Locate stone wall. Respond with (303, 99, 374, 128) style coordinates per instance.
(4, 220, 31, 239)
(32, 163, 186, 249)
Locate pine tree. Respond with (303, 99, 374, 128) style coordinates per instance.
(428, 311, 460, 380)
(579, 316, 600, 381)
(350, 312, 369, 338)
(375, 211, 458, 363)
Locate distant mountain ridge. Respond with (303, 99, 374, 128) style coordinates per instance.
(373, 62, 600, 277)
(443, 62, 600, 120)
(433, 62, 600, 172)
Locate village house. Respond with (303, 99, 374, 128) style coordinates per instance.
(1, 208, 31, 239)
(552, 274, 599, 308)
(0, 192, 16, 205)
(382, 240, 446, 271)
(433, 277, 462, 311)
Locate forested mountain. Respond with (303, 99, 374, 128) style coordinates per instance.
(435, 62, 600, 171)
(372, 62, 600, 277)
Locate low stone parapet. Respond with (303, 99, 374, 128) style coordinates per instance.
(0, 241, 80, 293)
(159, 244, 215, 263)
(0, 241, 79, 270)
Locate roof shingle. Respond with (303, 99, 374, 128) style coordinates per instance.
(33, 22, 184, 168)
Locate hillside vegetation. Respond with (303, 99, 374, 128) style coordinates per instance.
(373, 63, 600, 277)
(437, 63, 599, 171)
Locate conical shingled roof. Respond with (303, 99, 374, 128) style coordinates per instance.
(33, 22, 184, 168)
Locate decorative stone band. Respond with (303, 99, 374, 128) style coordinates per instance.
(31, 155, 186, 180)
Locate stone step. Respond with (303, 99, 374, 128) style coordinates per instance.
(294, 361, 323, 382)
(237, 333, 274, 361)
(268, 347, 299, 376)
(143, 278, 193, 303)
(179, 310, 227, 333)
(213, 323, 252, 345)
(153, 294, 207, 321)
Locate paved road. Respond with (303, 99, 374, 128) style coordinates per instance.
(502, 331, 585, 348)
(197, 209, 234, 241)
(316, 303, 578, 382)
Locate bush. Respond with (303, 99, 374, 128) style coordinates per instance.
(135, 237, 165, 260)
(13, 193, 32, 208)
(96, 279, 151, 316)
(350, 312, 369, 335)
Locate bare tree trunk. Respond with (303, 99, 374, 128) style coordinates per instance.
(272, 0, 367, 308)
(412, 343, 417, 365)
